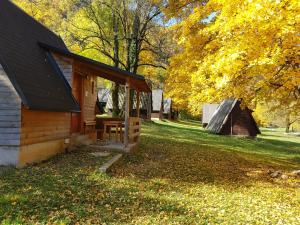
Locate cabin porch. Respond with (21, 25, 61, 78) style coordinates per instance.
(48, 47, 150, 152)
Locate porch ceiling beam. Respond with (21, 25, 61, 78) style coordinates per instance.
(74, 62, 126, 85)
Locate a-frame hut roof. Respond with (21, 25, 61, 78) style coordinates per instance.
(0, 0, 80, 112)
(206, 99, 238, 133)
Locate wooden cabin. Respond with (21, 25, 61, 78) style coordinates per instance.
(163, 98, 177, 120)
(99, 88, 150, 119)
(206, 99, 260, 137)
(151, 89, 176, 120)
(151, 89, 163, 119)
(0, 0, 150, 167)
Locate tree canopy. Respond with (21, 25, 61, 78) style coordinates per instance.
(165, 0, 299, 115)
(14, 0, 170, 82)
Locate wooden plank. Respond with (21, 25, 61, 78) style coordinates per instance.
(0, 128, 20, 133)
(124, 82, 130, 147)
(0, 110, 21, 116)
(131, 125, 140, 130)
(0, 64, 22, 149)
(0, 139, 20, 146)
(0, 115, 21, 121)
(0, 121, 20, 128)
(21, 107, 71, 146)
(21, 134, 69, 146)
(136, 91, 140, 117)
(19, 138, 67, 167)
(0, 103, 21, 109)
(0, 133, 21, 140)
(22, 125, 69, 133)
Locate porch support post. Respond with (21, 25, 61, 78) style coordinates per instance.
(124, 82, 130, 147)
(136, 91, 140, 118)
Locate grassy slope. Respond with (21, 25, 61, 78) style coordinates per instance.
(0, 121, 299, 224)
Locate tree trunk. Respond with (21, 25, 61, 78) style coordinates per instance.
(285, 113, 291, 133)
(112, 83, 120, 117)
(147, 92, 152, 120)
(127, 12, 140, 115)
(112, 8, 120, 116)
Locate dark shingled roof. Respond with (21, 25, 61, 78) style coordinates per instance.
(206, 99, 237, 133)
(0, 0, 80, 112)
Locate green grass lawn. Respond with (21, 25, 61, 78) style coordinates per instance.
(0, 120, 299, 224)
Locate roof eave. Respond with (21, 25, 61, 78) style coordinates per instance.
(39, 42, 151, 93)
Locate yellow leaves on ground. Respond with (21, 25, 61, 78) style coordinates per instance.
(0, 121, 300, 224)
(166, 0, 300, 115)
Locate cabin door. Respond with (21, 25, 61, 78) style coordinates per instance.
(71, 73, 83, 133)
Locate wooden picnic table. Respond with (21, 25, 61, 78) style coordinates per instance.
(103, 120, 124, 142)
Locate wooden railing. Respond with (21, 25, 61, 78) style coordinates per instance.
(95, 117, 141, 145)
(128, 117, 141, 143)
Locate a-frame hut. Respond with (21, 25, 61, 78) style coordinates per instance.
(206, 99, 260, 137)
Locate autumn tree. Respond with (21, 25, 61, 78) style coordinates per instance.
(254, 102, 300, 132)
(67, 0, 169, 115)
(165, 0, 300, 116)
(14, 0, 171, 116)
(13, 0, 76, 34)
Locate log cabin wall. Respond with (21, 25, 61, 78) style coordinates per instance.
(19, 107, 71, 167)
(53, 56, 97, 126)
(0, 64, 21, 165)
(53, 56, 98, 139)
(0, 64, 21, 166)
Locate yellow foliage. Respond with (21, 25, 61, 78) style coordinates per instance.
(166, 0, 300, 115)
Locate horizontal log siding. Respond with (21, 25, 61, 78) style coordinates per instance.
(0, 64, 21, 165)
(21, 107, 71, 145)
(53, 54, 72, 85)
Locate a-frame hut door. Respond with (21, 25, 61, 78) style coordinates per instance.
(71, 73, 83, 133)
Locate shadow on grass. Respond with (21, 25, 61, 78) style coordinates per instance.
(0, 147, 194, 224)
(149, 121, 300, 156)
(111, 121, 300, 185)
(1, 121, 299, 224)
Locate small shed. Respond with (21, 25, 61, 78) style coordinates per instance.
(202, 103, 219, 127)
(163, 98, 177, 120)
(206, 99, 260, 137)
(151, 89, 163, 119)
(98, 88, 150, 118)
(151, 89, 176, 120)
